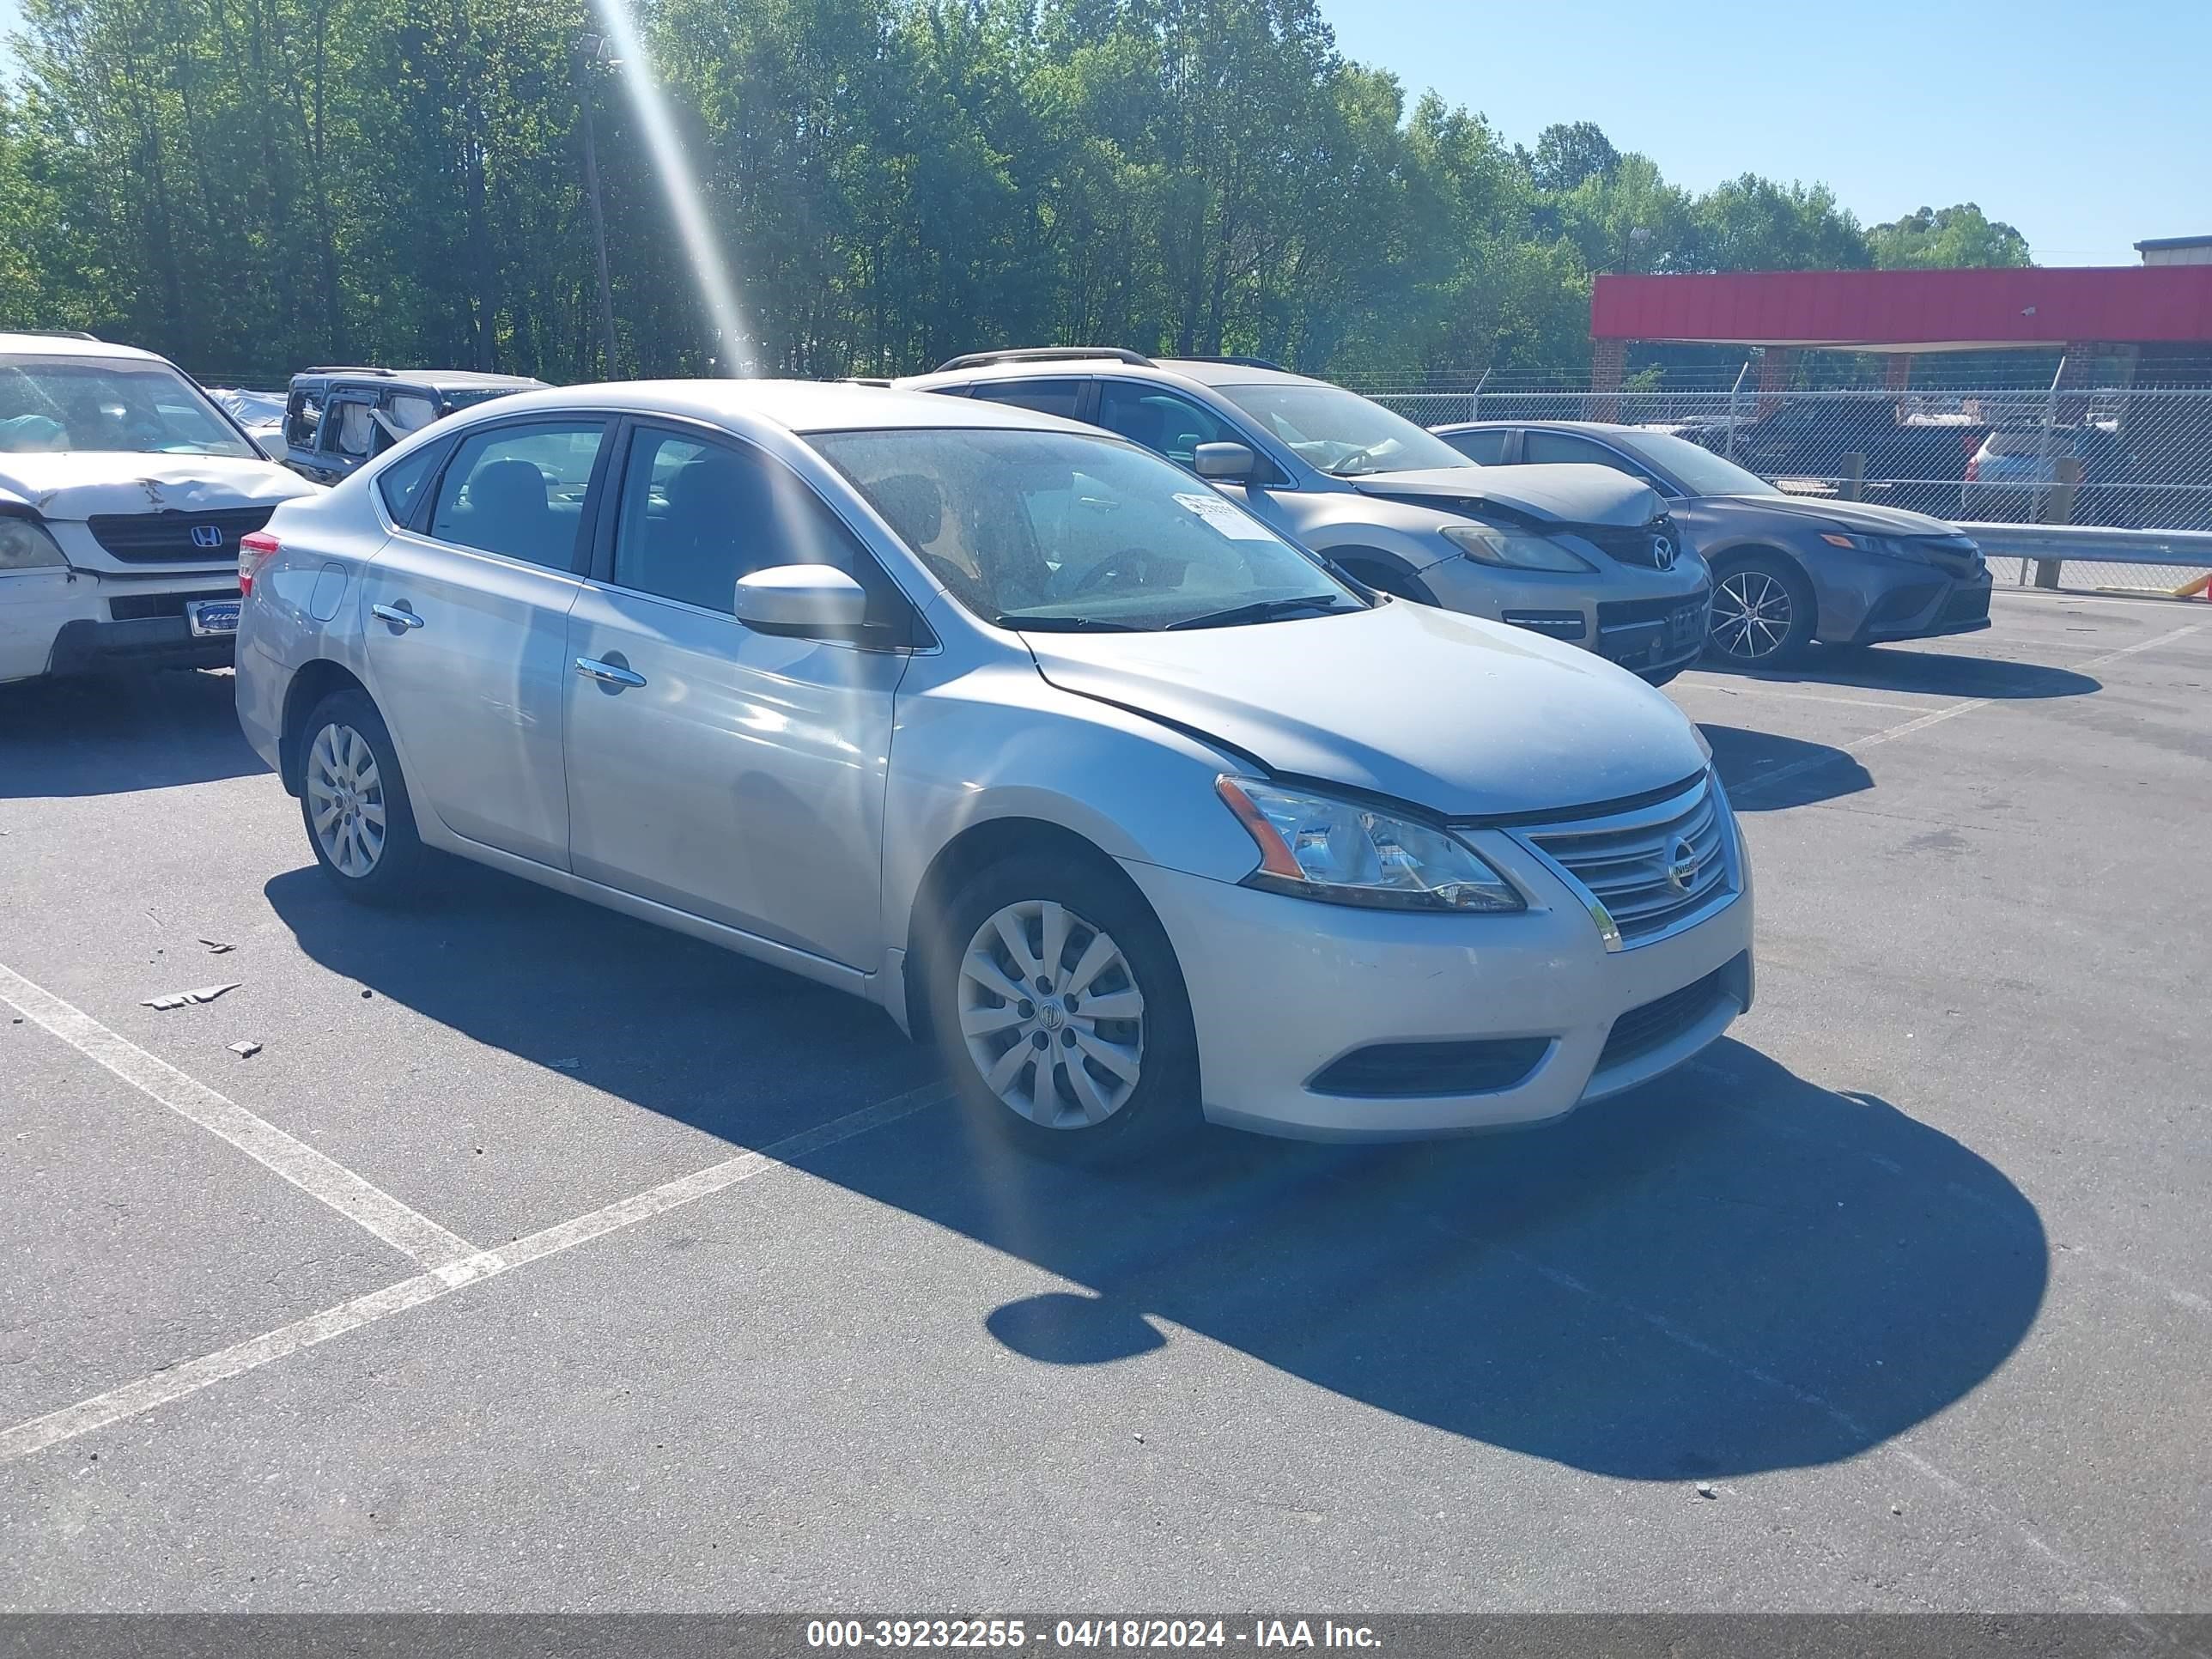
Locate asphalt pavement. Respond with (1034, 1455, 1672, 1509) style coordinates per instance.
(1, 590, 2206, 1611)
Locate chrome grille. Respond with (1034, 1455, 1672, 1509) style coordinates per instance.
(1516, 773, 1735, 946)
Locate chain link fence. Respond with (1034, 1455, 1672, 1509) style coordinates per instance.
(1352, 375, 2212, 595)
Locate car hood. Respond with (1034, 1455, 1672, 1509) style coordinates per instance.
(1347, 464, 1660, 527)
(1702, 493, 1961, 538)
(0, 453, 317, 520)
(1024, 600, 1706, 819)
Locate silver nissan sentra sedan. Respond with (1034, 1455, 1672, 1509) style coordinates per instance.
(234, 380, 1753, 1157)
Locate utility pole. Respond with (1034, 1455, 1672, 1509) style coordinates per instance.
(576, 35, 621, 379)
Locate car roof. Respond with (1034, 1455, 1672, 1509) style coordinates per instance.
(899, 355, 1318, 394)
(296, 367, 548, 391)
(0, 331, 169, 365)
(459, 377, 1109, 437)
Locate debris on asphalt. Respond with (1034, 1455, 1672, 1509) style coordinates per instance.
(198, 938, 235, 955)
(360, 989, 373, 1000)
(1892, 1504, 1904, 1516)
(1695, 1482, 1717, 1499)
(141, 982, 240, 1011)
(228, 1040, 262, 1059)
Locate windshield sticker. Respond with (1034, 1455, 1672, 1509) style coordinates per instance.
(1173, 491, 1273, 541)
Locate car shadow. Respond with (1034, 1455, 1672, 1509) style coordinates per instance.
(1698, 723, 1873, 811)
(0, 669, 269, 798)
(1703, 646, 2100, 702)
(269, 863, 2046, 1483)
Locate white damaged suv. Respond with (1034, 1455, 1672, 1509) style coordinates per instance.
(0, 331, 317, 686)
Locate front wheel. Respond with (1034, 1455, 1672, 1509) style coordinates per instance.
(927, 851, 1200, 1163)
(1706, 556, 1815, 667)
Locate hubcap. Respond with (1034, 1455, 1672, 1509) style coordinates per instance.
(958, 899, 1146, 1130)
(305, 721, 388, 878)
(1710, 569, 1795, 661)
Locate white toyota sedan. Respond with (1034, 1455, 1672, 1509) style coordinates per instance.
(234, 380, 1753, 1156)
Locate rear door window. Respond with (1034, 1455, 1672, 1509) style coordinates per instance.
(427, 421, 608, 570)
(376, 441, 446, 525)
(1441, 428, 1513, 465)
(968, 379, 1084, 420)
(1525, 429, 1663, 487)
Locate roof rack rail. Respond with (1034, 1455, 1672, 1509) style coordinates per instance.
(842, 376, 893, 387)
(933, 346, 1153, 374)
(300, 364, 398, 377)
(10, 328, 102, 342)
(1172, 354, 1286, 371)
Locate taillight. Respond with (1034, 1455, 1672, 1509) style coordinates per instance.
(1964, 457, 1980, 483)
(239, 530, 280, 596)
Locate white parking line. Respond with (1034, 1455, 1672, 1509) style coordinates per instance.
(1736, 623, 2203, 803)
(0, 961, 475, 1272)
(0, 1079, 951, 1464)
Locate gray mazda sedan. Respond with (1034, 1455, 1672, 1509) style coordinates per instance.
(1433, 420, 1992, 667)
(235, 382, 1753, 1158)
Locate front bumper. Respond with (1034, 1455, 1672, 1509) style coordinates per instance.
(2, 567, 240, 682)
(1421, 557, 1711, 678)
(1838, 567, 1993, 646)
(1121, 825, 1755, 1141)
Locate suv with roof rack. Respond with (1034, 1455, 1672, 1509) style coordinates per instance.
(1, 330, 316, 684)
(281, 367, 548, 485)
(896, 349, 1711, 684)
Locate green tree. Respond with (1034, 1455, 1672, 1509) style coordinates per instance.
(1868, 203, 2032, 269)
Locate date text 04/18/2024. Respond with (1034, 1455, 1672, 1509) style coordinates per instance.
(805, 1620, 1382, 1650)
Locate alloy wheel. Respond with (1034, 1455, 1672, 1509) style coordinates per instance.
(1710, 568, 1796, 662)
(957, 898, 1147, 1130)
(305, 721, 388, 878)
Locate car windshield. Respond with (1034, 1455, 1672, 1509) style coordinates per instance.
(0, 356, 258, 458)
(1620, 429, 1780, 497)
(1214, 381, 1472, 477)
(813, 427, 1364, 631)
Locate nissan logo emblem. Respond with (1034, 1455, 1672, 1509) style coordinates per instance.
(1664, 836, 1699, 894)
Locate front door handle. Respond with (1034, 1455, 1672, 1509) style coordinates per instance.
(371, 602, 423, 630)
(574, 655, 647, 689)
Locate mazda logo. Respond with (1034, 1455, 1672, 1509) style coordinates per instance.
(1664, 836, 1699, 894)
(190, 525, 224, 550)
(1652, 535, 1675, 570)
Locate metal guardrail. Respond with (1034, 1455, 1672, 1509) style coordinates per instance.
(1955, 522, 2212, 568)
(1954, 521, 2212, 596)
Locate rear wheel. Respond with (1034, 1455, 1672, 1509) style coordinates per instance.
(927, 851, 1200, 1163)
(297, 688, 434, 904)
(1705, 555, 1815, 667)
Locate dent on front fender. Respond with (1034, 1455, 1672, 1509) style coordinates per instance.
(878, 659, 1261, 962)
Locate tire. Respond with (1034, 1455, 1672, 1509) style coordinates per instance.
(295, 687, 434, 905)
(1705, 554, 1816, 668)
(925, 849, 1201, 1164)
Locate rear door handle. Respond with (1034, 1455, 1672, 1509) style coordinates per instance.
(371, 602, 422, 630)
(574, 656, 647, 689)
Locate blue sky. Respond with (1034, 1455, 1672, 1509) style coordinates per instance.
(1320, 0, 2212, 264)
(3, 0, 2204, 264)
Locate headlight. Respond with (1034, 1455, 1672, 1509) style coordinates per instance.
(1216, 777, 1524, 913)
(0, 515, 69, 571)
(1443, 522, 1595, 573)
(1819, 532, 1927, 563)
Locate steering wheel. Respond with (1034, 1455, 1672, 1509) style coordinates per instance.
(1071, 547, 1170, 595)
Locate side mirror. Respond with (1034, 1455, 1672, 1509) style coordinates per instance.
(732, 564, 868, 637)
(1192, 441, 1256, 483)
